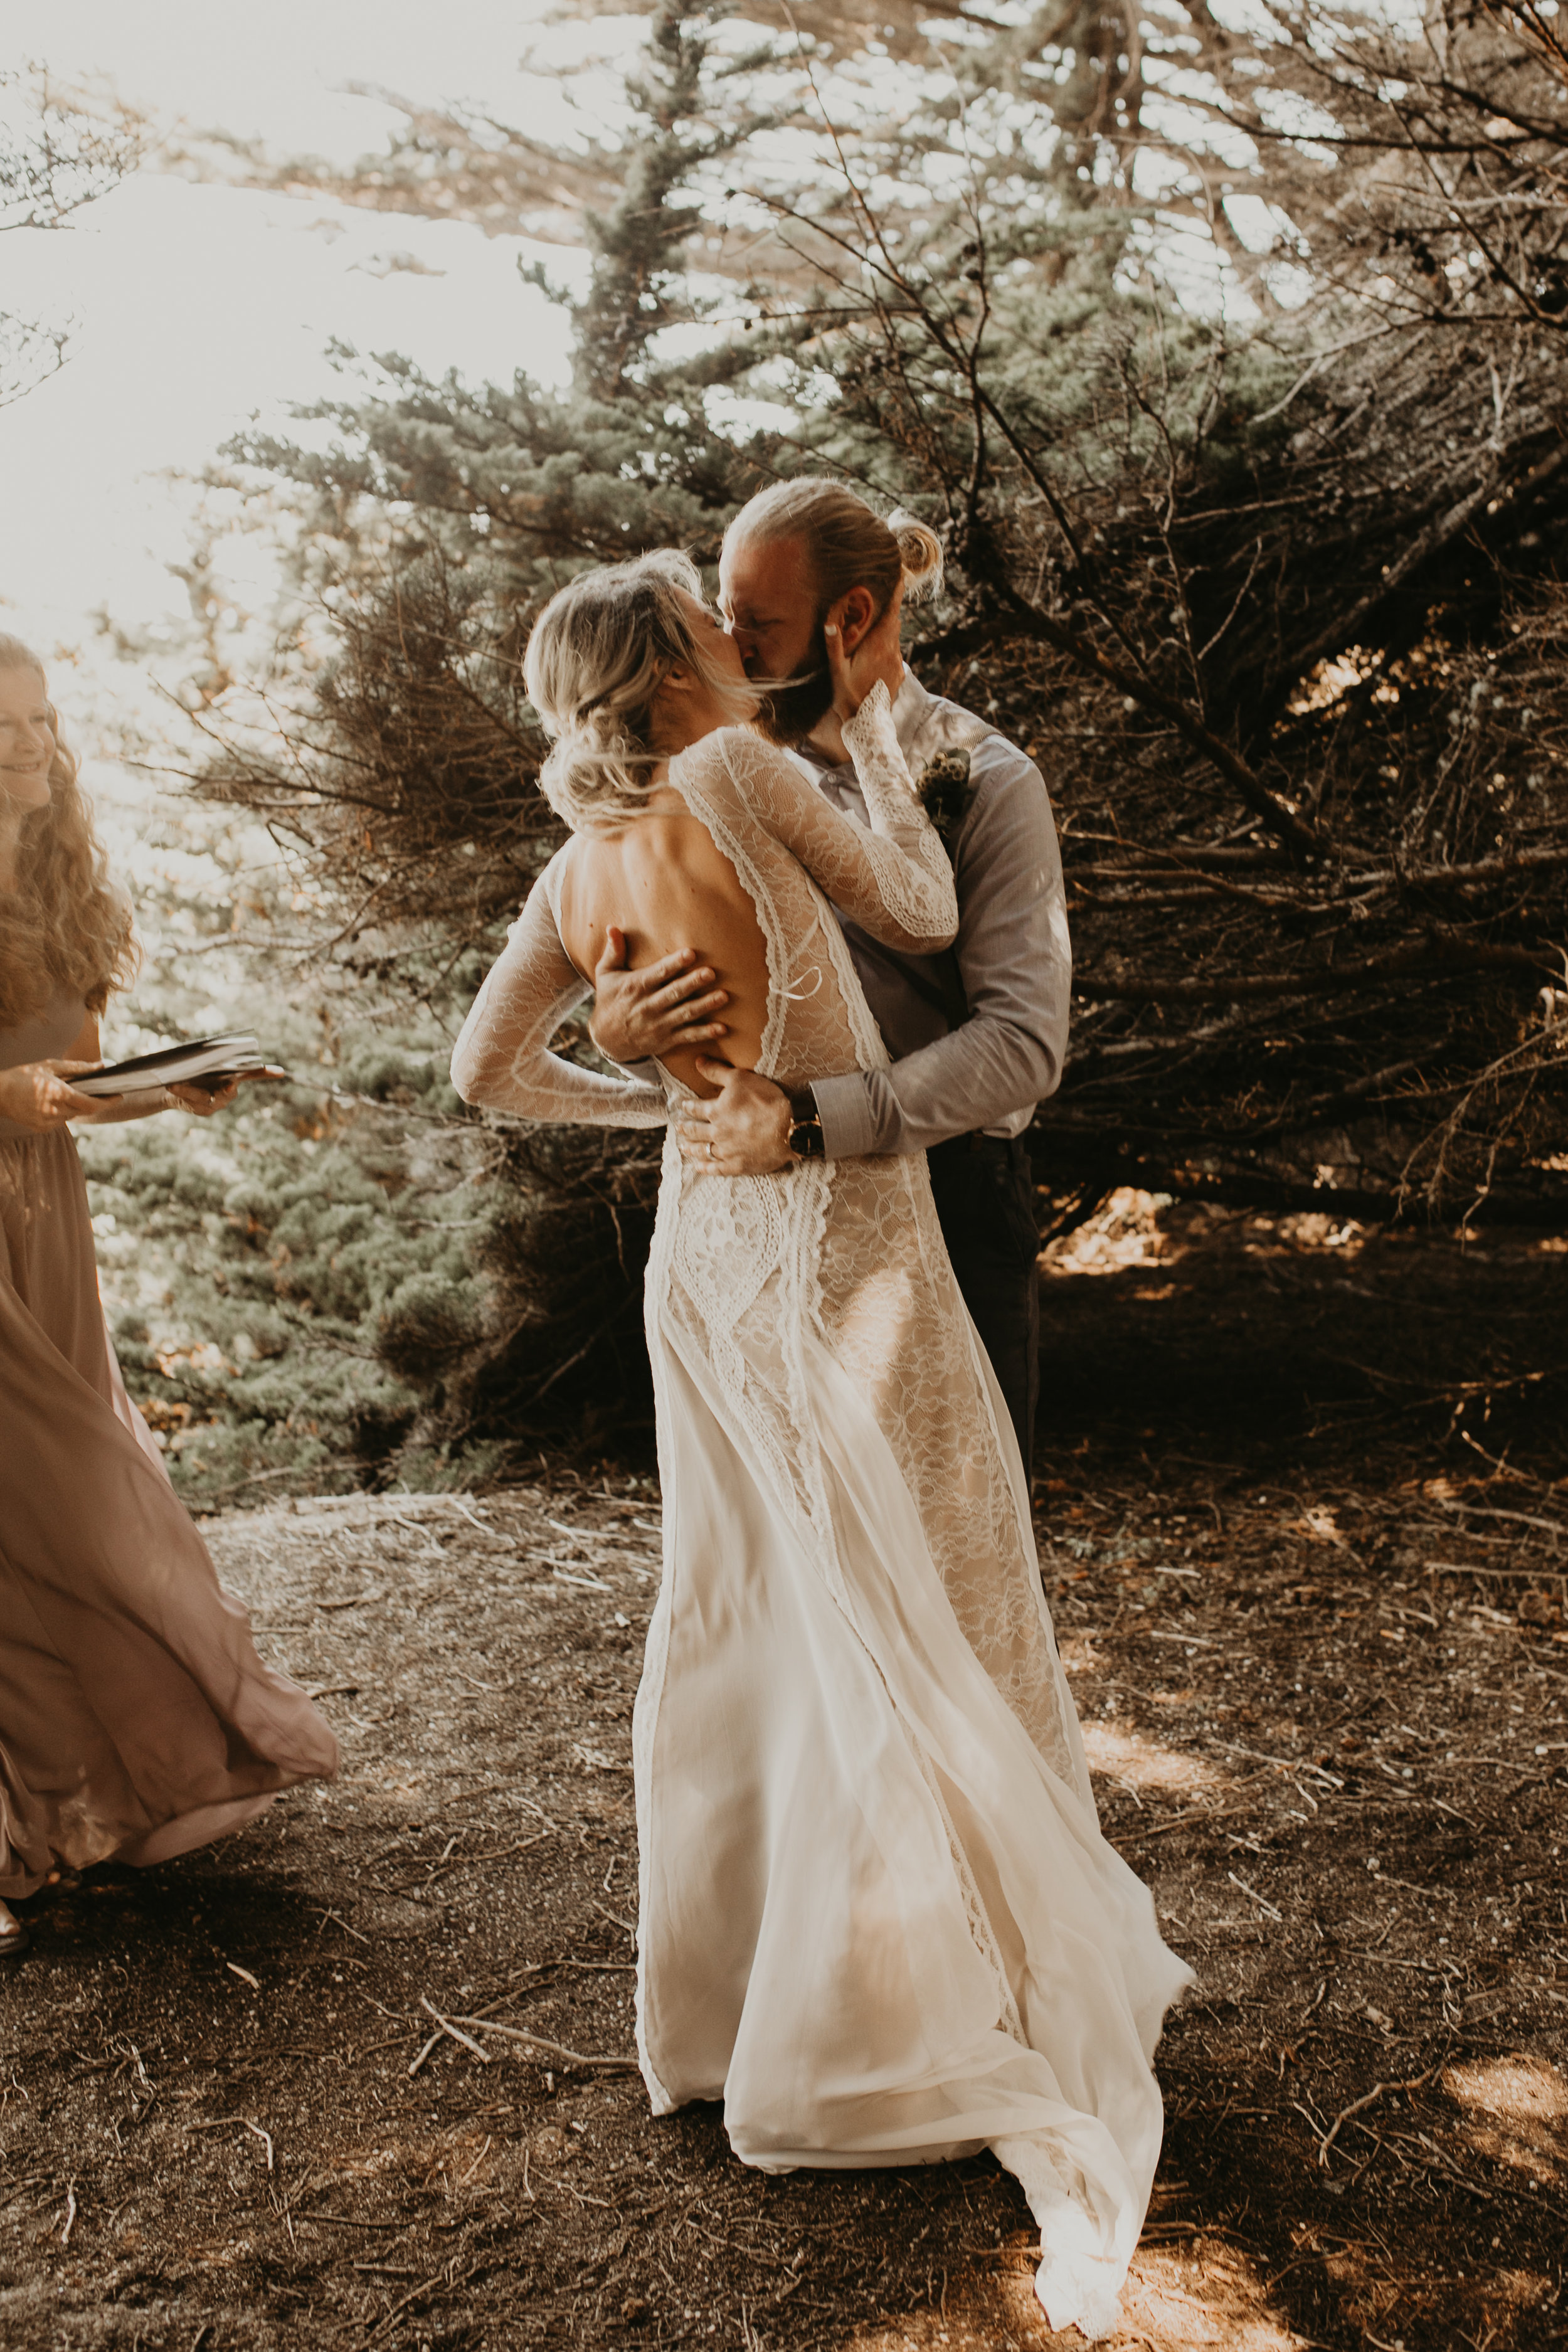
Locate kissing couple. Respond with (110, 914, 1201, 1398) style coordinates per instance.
(452, 479, 1189, 2341)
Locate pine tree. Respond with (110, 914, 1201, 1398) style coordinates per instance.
(188, 1, 789, 1458)
(733, 0, 1568, 1231)
(163, 0, 1568, 1488)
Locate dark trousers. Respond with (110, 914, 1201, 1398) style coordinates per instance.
(926, 1133, 1041, 1481)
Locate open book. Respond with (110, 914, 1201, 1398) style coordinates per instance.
(72, 1033, 285, 1099)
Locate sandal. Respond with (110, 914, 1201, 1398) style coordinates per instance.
(0, 1907, 30, 1959)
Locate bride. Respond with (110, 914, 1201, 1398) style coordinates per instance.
(451, 540, 1190, 2339)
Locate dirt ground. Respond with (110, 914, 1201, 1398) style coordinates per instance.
(2, 1201, 1566, 2351)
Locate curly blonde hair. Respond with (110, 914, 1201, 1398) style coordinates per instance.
(524, 549, 757, 830)
(0, 635, 137, 1032)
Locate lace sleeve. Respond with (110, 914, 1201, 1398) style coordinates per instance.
(450, 864, 668, 1128)
(707, 686, 958, 953)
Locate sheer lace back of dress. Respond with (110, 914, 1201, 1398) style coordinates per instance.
(657, 705, 1087, 1812)
(453, 689, 1086, 1809)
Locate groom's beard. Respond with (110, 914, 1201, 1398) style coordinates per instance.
(751, 622, 834, 746)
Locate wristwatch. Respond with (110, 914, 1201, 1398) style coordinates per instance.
(787, 1086, 825, 1161)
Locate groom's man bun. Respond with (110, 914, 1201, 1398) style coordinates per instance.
(725, 479, 944, 617)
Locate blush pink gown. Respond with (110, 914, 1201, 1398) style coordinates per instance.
(0, 987, 337, 1899)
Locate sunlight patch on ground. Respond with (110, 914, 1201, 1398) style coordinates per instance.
(1258, 1212, 1367, 1255)
(1079, 1720, 1226, 1798)
(840, 2233, 1315, 2350)
(837, 2262, 1066, 2351)
(1044, 1189, 1171, 1278)
(1443, 2053, 1568, 2188)
(1292, 1505, 1348, 1547)
(1122, 2242, 1311, 2348)
(1041, 1191, 1374, 1283)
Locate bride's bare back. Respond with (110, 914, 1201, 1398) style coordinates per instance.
(453, 706, 958, 1135)
(556, 784, 769, 1099)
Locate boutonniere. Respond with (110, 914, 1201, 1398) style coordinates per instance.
(918, 748, 973, 854)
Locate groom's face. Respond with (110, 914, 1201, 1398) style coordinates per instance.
(718, 534, 834, 744)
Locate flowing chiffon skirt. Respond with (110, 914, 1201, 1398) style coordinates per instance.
(450, 710, 1190, 2338)
(634, 1142, 1193, 2341)
(0, 1127, 337, 1899)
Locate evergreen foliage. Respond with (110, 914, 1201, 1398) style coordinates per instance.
(83, 1053, 484, 1503)
(76, 944, 501, 1503)
(179, 1, 780, 1465)
(765, 0, 1568, 1226)
(166, 0, 1567, 1472)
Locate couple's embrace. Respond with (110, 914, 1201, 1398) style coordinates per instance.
(452, 480, 1189, 2339)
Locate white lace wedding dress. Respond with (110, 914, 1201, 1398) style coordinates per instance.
(452, 687, 1191, 2338)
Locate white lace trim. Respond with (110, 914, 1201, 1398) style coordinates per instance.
(655, 723, 1078, 1781)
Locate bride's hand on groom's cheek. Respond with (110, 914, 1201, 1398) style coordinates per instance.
(679, 1061, 792, 1176)
(825, 603, 904, 721)
(590, 928, 730, 1064)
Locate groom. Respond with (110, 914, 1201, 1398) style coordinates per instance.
(589, 481, 1071, 1476)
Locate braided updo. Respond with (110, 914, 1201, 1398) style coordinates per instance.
(524, 549, 756, 830)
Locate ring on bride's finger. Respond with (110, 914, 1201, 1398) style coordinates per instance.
(706, 1139, 714, 1160)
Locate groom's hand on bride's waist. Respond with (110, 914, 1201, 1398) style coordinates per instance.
(679, 1060, 793, 1175)
(589, 927, 731, 1065)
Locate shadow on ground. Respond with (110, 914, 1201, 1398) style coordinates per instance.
(1037, 1195, 1568, 1482)
(1, 1207, 1564, 2348)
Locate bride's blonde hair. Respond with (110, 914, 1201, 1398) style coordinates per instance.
(0, 635, 137, 1032)
(524, 549, 756, 829)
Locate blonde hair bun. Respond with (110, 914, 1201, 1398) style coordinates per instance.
(886, 509, 945, 601)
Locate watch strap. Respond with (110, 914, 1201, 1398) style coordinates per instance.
(787, 1086, 825, 1160)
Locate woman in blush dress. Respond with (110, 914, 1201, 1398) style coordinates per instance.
(0, 635, 337, 1960)
(451, 546, 1190, 2342)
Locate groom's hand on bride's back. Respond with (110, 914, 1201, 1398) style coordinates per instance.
(589, 926, 731, 1064)
(679, 1060, 793, 1175)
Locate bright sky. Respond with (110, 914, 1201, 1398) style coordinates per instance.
(4, 3, 1289, 673)
(4, 3, 612, 652)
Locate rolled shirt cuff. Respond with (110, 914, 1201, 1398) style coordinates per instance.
(809, 1071, 877, 1160)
